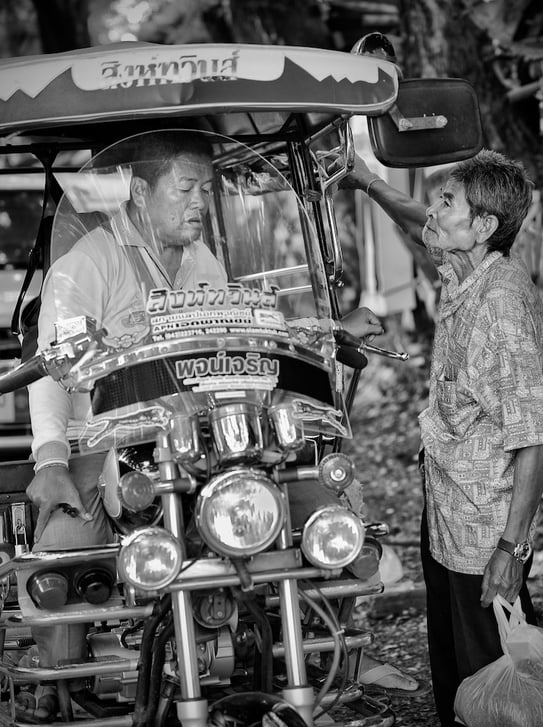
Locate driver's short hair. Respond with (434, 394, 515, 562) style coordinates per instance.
(131, 130, 214, 188)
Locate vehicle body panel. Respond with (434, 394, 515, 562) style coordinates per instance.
(0, 42, 398, 135)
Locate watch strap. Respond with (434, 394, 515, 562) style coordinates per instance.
(497, 537, 531, 562)
(497, 537, 516, 556)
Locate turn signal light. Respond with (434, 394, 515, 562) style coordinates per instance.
(319, 453, 355, 493)
(27, 572, 69, 609)
(75, 568, 115, 605)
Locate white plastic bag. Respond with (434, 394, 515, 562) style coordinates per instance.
(454, 594, 543, 727)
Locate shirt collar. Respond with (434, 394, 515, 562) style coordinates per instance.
(112, 203, 199, 257)
(438, 250, 502, 296)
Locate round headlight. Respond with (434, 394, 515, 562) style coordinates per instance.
(195, 469, 285, 557)
(118, 527, 182, 591)
(302, 505, 365, 570)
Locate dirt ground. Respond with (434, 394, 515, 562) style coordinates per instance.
(335, 326, 543, 727)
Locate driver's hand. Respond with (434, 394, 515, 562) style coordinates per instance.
(26, 466, 93, 543)
(341, 307, 384, 342)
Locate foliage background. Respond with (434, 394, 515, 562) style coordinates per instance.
(1, 0, 541, 185)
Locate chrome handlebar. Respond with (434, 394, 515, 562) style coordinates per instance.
(0, 321, 107, 396)
(360, 341, 409, 361)
(0, 317, 409, 399)
(334, 327, 409, 364)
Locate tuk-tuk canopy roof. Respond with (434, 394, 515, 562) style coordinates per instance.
(0, 41, 398, 147)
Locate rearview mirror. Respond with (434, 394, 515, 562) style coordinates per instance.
(368, 78, 484, 168)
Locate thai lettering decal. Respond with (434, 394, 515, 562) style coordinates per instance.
(99, 49, 240, 89)
(148, 283, 279, 313)
(176, 351, 279, 393)
(146, 284, 287, 343)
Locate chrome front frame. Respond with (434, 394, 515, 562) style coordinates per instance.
(0, 515, 384, 727)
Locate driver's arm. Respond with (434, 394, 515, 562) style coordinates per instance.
(29, 247, 103, 460)
(27, 377, 92, 542)
(28, 378, 72, 465)
(26, 248, 103, 539)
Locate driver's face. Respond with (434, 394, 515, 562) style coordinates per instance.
(146, 153, 213, 247)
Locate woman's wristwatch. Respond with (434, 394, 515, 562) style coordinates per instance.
(496, 537, 532, 564)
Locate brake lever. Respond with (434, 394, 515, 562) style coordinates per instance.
(334, 327, 409, 362)
(360, 341, 409, 361)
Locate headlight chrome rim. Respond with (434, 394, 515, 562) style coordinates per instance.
(301, 504, 365, 570)
(118, 526, 182, 591)
(195, 469, 285, 557)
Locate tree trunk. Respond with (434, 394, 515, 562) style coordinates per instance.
(227, 0, 330, 47)
(31, 0, 90, 53)
(397, 0, 543, 187)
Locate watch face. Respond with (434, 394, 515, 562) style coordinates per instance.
(513, 542, 532, 563)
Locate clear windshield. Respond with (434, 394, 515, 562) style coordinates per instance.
(48, 129, 350, 452)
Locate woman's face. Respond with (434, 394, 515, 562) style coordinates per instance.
(423, 179, 479, 254)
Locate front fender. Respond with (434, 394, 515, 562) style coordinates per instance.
(209, 691, 307, 727)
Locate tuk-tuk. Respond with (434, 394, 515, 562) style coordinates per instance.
(0, 37, 482, 727)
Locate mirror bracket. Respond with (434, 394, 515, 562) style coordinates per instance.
(388, 106, 448, 132)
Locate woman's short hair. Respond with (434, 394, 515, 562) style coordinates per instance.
(450, 149, 533, 256)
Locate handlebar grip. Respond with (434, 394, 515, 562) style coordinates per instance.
(0, 356, 48, 394)
(333, 328, 368, 370)
(336, 344, 368, 369)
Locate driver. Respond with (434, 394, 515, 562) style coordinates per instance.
(21, 131, 407, 722)
(23, 130, 228, 722)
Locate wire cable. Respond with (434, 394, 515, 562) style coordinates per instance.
(299, 587, 346, 718)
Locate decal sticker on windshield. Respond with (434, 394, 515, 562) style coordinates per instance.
(86, 405, 170, 449)
(147, 283, 280, 312)
(54, 315, 88, 342)
(176, 351, 279, 393)
(146, 284, 288, 343)
(291, 398, 349, 437)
